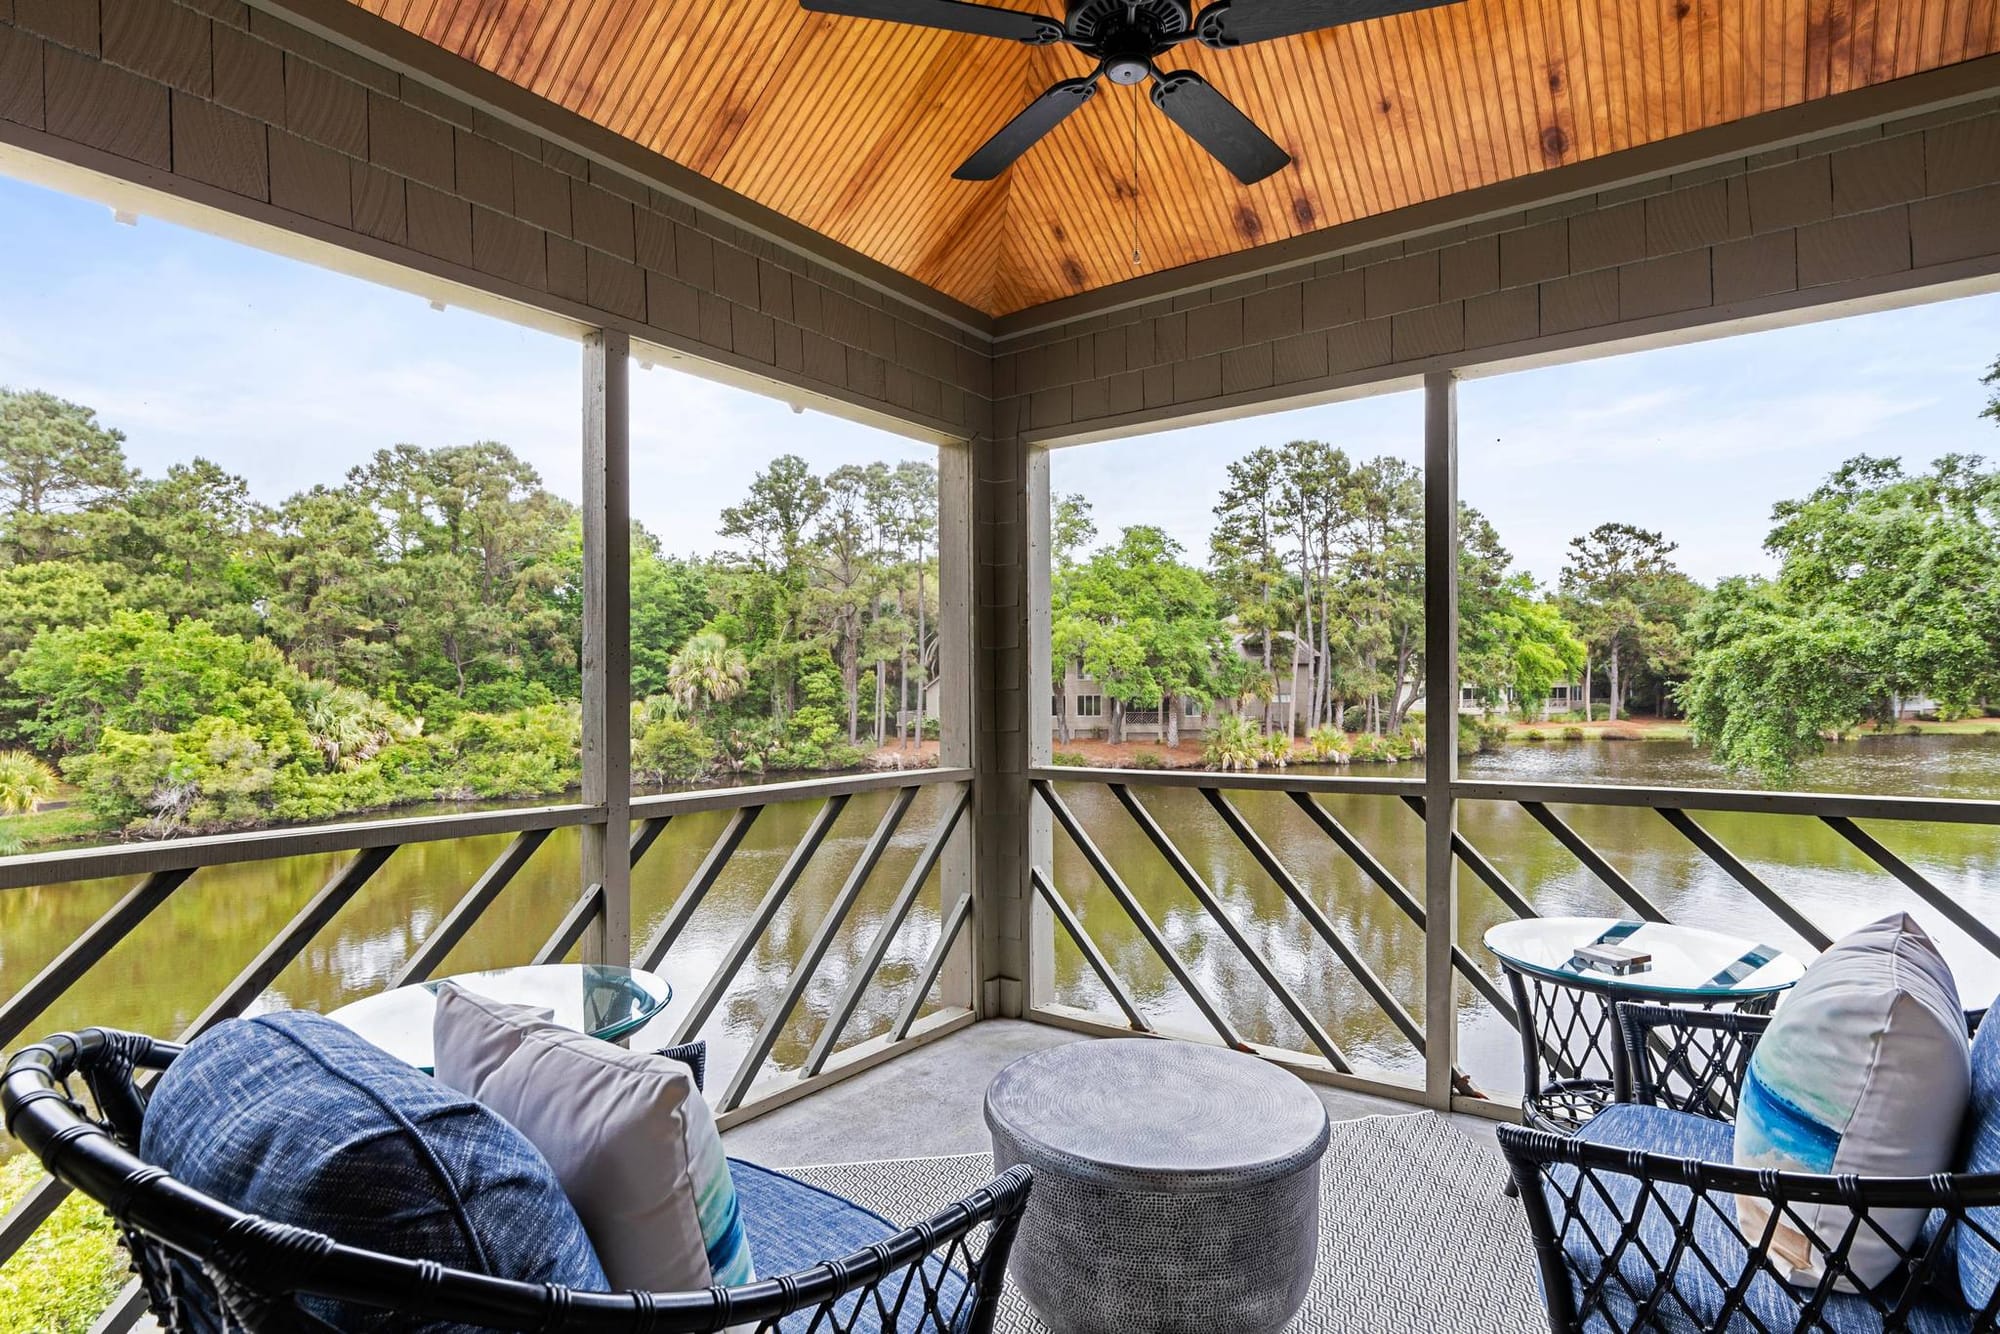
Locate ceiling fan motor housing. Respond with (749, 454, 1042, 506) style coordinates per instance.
(1067, 0, 1193, 80)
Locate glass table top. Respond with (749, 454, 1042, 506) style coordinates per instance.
(326, 963, 672, 1071)
(1484, 917, 1806, 998)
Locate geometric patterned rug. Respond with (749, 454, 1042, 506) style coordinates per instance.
(789, 1111, 1545, 1333)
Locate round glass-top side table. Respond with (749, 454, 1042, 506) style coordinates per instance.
(1483, 917, 1804, 1133)
(326, 963, 671, 1071)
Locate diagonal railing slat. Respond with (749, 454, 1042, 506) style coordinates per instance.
(671, 796, 850, 1046)
(1518, 801, 1670, 923)
(1201, 787, 1427, 1058)
(1822, 815, 2000, 961)
(804, 786, 969, 1076)
(720, 786, 920, 1111)
(1401, 794, 1539, 920)
(393, 829, 552, 987)
(0, 1174, 67, 1273)
(180, 846, 397, 1043)
(639, 805, 762, 973)
(0, 868, 194, 1050)
(1107, 784, 1348, 1068)
(1285, 791, 1518, 1027)
(1036, 779, 1249, 1052)
(1031, 867, 1154, 1035)
(890, 890, 971, 1043)
(86, 1279, 148, 1334)
(1657, 808, 1835, 951)
(536, 884, 604, 965)
(627, 814, 672, 868)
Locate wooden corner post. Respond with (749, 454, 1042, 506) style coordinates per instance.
(1422, 369, 1460, 1109)
(935, 439, 975, 1011)
(582, 329, 632, 968)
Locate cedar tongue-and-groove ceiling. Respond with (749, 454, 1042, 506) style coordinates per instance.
(354, 0, 1997, 316)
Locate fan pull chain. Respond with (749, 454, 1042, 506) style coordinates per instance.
(1129, 85, 1142, 268)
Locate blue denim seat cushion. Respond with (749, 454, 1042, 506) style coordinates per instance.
(1962, 1008, 2000, 1309)
(1546, 1104, 1968, 1334)
(141, 1011, 606, 1331)
(731, 1159, 971, 1332)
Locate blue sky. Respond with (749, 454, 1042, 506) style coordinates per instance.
(2, 172, 1997, 586)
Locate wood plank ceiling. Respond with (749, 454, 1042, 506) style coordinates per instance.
(354, 0, 2000, 315)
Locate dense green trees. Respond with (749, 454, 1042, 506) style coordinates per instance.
(5, 351, 1996, 835)
(1683, 453, 2000, 777)
(1054, 524, 1228, 746)
(1190, 441, 1583, 740)
(0, 388, 938, 838)
(0, 391, 133, 564)
(1557, 524, 1699, 721)
(710, 452, 939, 761)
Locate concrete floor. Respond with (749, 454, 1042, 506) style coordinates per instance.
(723, 1019, 1500, 1168)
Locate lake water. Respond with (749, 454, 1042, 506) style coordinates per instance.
(3, 733, 1999, 1123)
(1050, 732, 2000, 1095)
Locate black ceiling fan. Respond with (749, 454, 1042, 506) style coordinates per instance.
(801, 0, 1457, 185)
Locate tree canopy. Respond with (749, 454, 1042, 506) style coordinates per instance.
(0, 388, 941, 836)
(1682, 453, 2000, 777)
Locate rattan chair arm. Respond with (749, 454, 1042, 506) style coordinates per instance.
(1496, 1122, 2000, 1211)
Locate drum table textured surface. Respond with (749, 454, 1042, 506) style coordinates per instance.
(984, 1039, 1331, 1334)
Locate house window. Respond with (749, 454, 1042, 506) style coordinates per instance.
(1460, 686, 1480, 704)
(1075, 695, 1103, 717)
(1550, 685, 1571, 702)
(1184, 700, 1203, 719)
(1274, 693, 1292, 706)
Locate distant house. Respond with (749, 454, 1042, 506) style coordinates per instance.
(1052, 667, 1222, 742)
(1052, 628, 1313, 742)
(1461, 681, 1588, 720)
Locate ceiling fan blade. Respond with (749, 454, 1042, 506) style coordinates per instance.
(1193, 0, 1458, 47)
(801, 0, 1063, 43)
(953, 76, 1100, 180)
(1149, 71, 1290, 185)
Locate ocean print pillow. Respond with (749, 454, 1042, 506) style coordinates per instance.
(1734, 913, 1970, 1290)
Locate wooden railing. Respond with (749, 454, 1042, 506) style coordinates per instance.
(0, 767, 972, 1327)
(1028, 766, 2000, 1106)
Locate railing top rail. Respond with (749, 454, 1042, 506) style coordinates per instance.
(0, 769, 972, 893)
(0, 803, 598, 892)
(1454, 781, 2000, 826)
(627, 767, 971, 817)
(1030, 766, 1425, 797)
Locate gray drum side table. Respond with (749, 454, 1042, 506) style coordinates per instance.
(984, 1038, 1329, 1334)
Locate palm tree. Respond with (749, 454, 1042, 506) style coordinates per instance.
(0, 750, 59, 814)
(667, 630, 749, 716)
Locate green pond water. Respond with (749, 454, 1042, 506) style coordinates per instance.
(3, 733, 1999, 1114)
(1050, 732, 2000, 1095)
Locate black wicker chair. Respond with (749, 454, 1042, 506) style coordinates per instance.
(2, 1027, 1033, 1334)
(1497, 1002, 2000, 1334)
